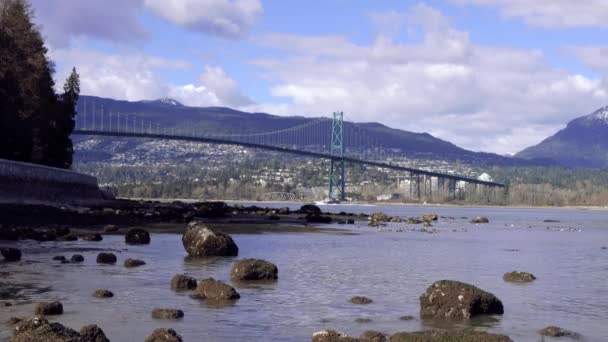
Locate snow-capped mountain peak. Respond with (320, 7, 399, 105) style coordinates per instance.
(589, 105, 608, 122)
(158, 97, 183, 106)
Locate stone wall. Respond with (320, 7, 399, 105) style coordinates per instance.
(0, 158, 107, 205)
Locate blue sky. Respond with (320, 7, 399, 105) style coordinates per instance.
(31, 0, 608, 154)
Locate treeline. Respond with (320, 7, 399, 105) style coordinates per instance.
(0, 0, 79, 168)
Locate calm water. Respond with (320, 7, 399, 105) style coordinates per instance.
(1, 204, 608, 341)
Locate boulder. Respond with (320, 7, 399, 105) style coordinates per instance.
(471, 216, 489, 224)
(79, 324, 110, 342)
(503, 271, 536, 283)
(2, 247, 22, 262)
(196, 278, 240, 301)
(53, 256, 66, 262)
(125, 228, 151, 245)
(300, 204, 322, 215)
(93, 290, 113, 298)
(103, 225, 119, 233)
(151, 308, 184, 320)
(420, 280, 504, 319)
(368, 212, 390, 226)
(182, 222, 238, 257)
(539, 326, 579, 338)
(312, 330, 359, 342)
(422, 214, 438, 222)
(53, 227, 71, 237)
(145, 328, 183, 342)
(360, 331, 386, 342)
(170, 274, 197, 290)
(34, 301, 63, 315)
(196, 201, 228, 218)
(59, 234, 78, 242)
(389, 330, 513, 342)
(278, 207, 290, 215)
(70, 254, 84, 263)
(350, 296, 373, 305)
(12, 316, 80, 342)
(96, 253, 117, 264)
(124, 258, 146, 268)
(80, 234, 103, 242)
(231, 259, 278, 282)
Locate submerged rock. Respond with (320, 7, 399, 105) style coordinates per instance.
(53, 256, 66, 262)
(12, 316, 79, 342)
(170, 274, 197, 290)
(389, 330, 512, 342)
(399, 315, 415, 321)
(93, 290, 113, 298)
(151, 308, 184, 320)
(360, 331, 386, 342)
(2, 247, 22, 262)
(419, 280, 504, 319)
(34, 301, 63, 316)
(231, 259, 278, 282)
(125, 228, 150, 245)
(96, 253, 117, 264)
(145, 328, 183, 342)
(355, 317, 372, 323)
(80, 234, 103, 242)
(471, 216, 489, 224)
(79, 324, 110, 342)
(70, 254, 84, 263)
(350, 296, 373, 305)
(503, 271, 536, 283)
(539, 326, 579, 338)
(312, 330, 359, 342)
(182, 222, 238, 257)
(124, 258, 146, 268)
(196, 278, 240, 301)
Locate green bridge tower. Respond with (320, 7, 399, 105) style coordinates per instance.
(328, 111, 345, 201)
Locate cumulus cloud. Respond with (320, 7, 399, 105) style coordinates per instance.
(30, 0, 147, 47)
(253, 4, 608, 154)
(144, 0, 262, 38)
(567, 46, 608, 74)
(452, 0, 608, 28)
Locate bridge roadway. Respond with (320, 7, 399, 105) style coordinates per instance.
(73, 129, 505, 188)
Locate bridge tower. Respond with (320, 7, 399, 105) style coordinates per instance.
(328, 111, 345, 201)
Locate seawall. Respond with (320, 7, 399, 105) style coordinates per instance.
(0, 158, 109, 206)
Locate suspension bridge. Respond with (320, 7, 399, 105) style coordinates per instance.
(72, 102, 505, 202)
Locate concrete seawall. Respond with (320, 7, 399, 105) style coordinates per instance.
(0, 158, 108, 206)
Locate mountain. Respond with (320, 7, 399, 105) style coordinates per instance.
(73, 95, 549, 166)
(516, 105, 608, 168)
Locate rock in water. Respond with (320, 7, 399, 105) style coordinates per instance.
(420, 280, 504, 319)
(80, 234, 103, 242)
(12, 316, 80, 342)
(151, 308, 184, 320)
(79, 324, 110, 342)
(196, 278, 240, 301)
(350, 296, 373, 304)
(34, 301, 63, 315)
(52, 256, 66, 262)
(231, 259, 278, 282)
(125, 228, 151, 245)
(70, 254, 84, 263)
(196, 201, 228, 218)
(368, 212, 390, 226)
(124, 258, 146, 268)
(422, 213, 438, 222)
(389, 330, 513, 342)
(145, 328, 183, 342)
(182, 222, 238, 257)
(360, 330, 386, 342)
(503, 271, 536, 283)
(1, 247, 21, 262)
(93, 290, 114, 298)
(471, 216, 489, 224)
(300, 204, 322, 215)
(312, 330, 359, 342)
(96, 253, 117, 264)
(171, 274, 197, 290)
(539, 326, 579, 338)
(103, 225, 119, 233)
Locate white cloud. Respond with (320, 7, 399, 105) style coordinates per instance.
(144, 0, 262, 38)
(252, 4, 608, 154)
(170, 66, 253, 107)
(567, 46, 608, 74)
(452, 0, 608, 28)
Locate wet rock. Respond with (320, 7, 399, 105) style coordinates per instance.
(53, 227, 71, 237)
(124, 258, 146, 268)
(539, 326, 579, 338)
(196, 201, 228, 218)
(145, 328, 183, 342)
(70, 254, 84, 263)
(471, 216, 489, 224)
(9, 316, 22, 324)
(355, 317, 372, 323)
(93, 290, 113, 298)
(278, 207, 290, 215)
(368, 212, 390, 226)
(196, 278, 240, 301)
(182, 222, 238, 257)
(80, 234, 103, 242)
(503, 271, 536, 283)
(306, 215, 332, 223)
(312, 330, 359, 342)
(360, 331, 386, 342)
(231, 259, 278, 282)
(347, 219, 355, 224)
(53, 256, 67, 262)
(96, 253, 117, 264)
(300, 204, 322, 215)
(125, 228, 151, 245)
(389, 330, 513, 341)
(34, 301, 63, 315)
(2, 247, 22, 262)
(171, 274, 197, 290)
(151, 308, 184, 320)
(543, 219, 560, 223)
(399, 315, 415, 321)
(79, 324, 110, 342)
(420, 280, 504, 319)
(103, 225, 119, 233)
(422, 214, 438, 222)
(12, 316, 80, 342)
(59, 234, 78, 241)
(350, 296, 373, 304)
(406, 217, 424, 224)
